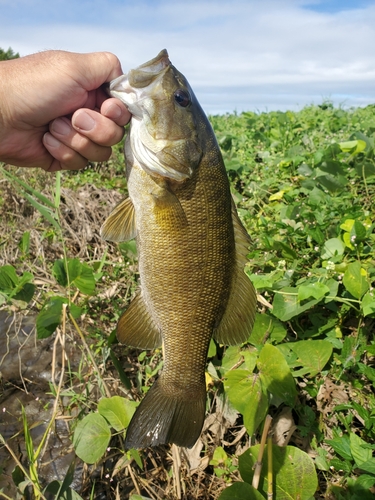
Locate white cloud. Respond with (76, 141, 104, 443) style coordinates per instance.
(1, 0, 375, 113)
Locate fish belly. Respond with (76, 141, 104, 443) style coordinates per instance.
(124, 157, 234, 448)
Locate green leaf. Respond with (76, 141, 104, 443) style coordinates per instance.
(220, 346, 243, 374)
(290, 340, 333, 377)
(314, 448, 329, 471)
(356, 474, 375, 489)
(357, 459, 375, 475)
(98, 396, 137, 432)
(317, 172, 347, 193)
(248, 313, 287, 346)
(272, 287, 319, 321)
(350, 432, 372, 466)
(326, 435, 352, 461)
(210, 446, 228, 466)
(44, 481, 84, 500)
(19, 231, 31, 254)
(339, 139, 367, 154)
(0, 266, 35, 303)
(343, 261, 369, 299)
(36, 296, 67, 339)
(341, 219, 367, 249)
(257, 344, 297, 406)
(321, 238, 345, 259)
(109, 350, 132, 390)
(23, 192, 60, 230)
(208, 338, 217, 358)
(66, 258, 82, 281)
(340, 219, 355, 232)
(224, 370, 268, 436)
(248, 273, 274, 290)
(69, 303, 83, 319)
(73, 413, 111, 464)
(357, 362, 375, 382)
(0, 265, 19, 291)
(0, 167, 56, 208)
(273, 240, 297, 260)
(53, 259, 68, 287)
(325, 278, 339, 301)
(239, 444, 318, 499)
(68, 259, 96, 295)
(218, 482, 264, 500)
(298, 282, 330, 301)
(129, 448, 143, 470)
(13, 282, 35, 303)
(350, 220, 367, 242)
(11, 465, 24, 487)
(307, 186, 327, 206)
(362, 292, 375, 317)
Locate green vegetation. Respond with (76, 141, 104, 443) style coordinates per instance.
(0, 47, 20, 60)
(1, 102, 375, 499)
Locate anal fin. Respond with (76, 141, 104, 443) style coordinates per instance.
(100, 197, 136, 242)
(117, 293, 162, 349)
(214, 268, 257, 345)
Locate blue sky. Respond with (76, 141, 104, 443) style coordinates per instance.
(1, 0, 375, 114)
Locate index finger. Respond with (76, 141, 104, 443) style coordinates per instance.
(101, 98, 131, 127)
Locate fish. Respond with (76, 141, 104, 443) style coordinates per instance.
(100, 49, 257, 449)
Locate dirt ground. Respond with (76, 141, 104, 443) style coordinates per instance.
(0, 165, 331, 499)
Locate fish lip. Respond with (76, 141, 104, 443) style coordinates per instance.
(134, 48, 170, 75)
(108, 75, 140, 116)
(107, 50, 171, 114)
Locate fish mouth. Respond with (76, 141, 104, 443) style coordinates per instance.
(108, 49, 171, 116)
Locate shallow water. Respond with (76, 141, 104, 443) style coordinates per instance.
(0, 310, 83, 496)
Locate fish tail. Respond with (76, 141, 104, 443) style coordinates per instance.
(125, 378, 206, 449)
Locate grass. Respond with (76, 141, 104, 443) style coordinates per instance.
(0, 102, 375, 499)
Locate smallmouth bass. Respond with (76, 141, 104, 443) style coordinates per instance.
(101, 50, 256, 449)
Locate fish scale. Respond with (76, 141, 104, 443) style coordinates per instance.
(101, 49, 257, 448)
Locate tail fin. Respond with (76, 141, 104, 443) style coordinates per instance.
(125, 378, 206, 449)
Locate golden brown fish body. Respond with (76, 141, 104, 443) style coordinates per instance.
(101, 50, 256, 448)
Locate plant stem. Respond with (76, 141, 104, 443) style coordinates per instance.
(69, 313, 112, 398)
(267, 435, 273, 499)
(252, 414, 273, 489)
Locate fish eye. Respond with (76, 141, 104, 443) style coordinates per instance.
(174, 89, 191, 108)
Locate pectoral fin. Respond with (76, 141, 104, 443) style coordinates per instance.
(214, 202, 257, 345)
(151, 186, 188, 230)
(100, 197, 136, 242)
(117, 293, 162, 349)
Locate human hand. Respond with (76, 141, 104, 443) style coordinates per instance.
(0, 50, 131, 171)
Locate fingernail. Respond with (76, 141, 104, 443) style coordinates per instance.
(73, 111, 95, 131)
(105, 102, 122, 119)
(44, 132, 61, 148)
(51, 117, 71, 136)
